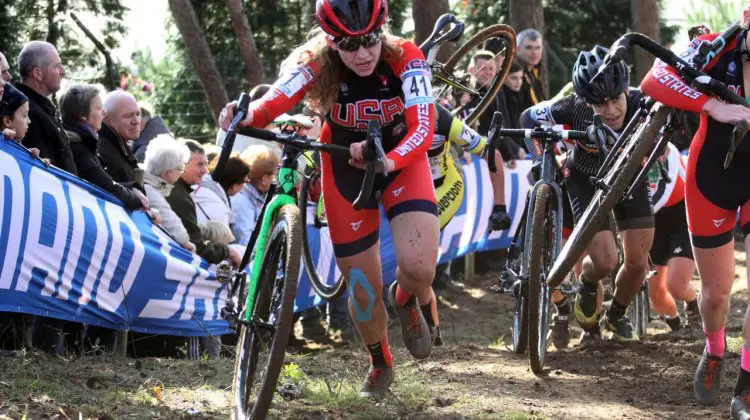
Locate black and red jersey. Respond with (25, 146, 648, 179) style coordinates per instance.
(246, 38, 435, 170)
(641, 32, 750, 153)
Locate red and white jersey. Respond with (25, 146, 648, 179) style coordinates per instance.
(648, 142, 686, 212)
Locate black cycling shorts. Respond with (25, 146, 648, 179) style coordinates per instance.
(565, 167, 654, 232)
(650, 200, 694, 266)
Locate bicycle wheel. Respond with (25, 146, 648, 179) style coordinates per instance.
(298, 165, 346, 300)
(547, 104, 671, 288)
(442, 24, 516, 127)
(232, 204, 302, 420)
(527, 184, 554, 373)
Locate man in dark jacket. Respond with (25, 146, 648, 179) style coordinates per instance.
(16, 41, 77, 174)
(99, 91, 141, 184)
(167, 140, 241, 266)
(516, 28, 547, 110)
(59, 84, 148, 211)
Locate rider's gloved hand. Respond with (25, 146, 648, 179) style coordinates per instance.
(488, 204, 511, 231)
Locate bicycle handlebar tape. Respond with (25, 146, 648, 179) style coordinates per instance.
(486, 111, 504, 173)
(213, 92, 251, 181)
(419, 13, 464, 58)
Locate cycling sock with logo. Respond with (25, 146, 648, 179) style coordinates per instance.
(607, 298, 628, 321)
(704, 325, 726, 357)
(494, 204, 507, 213)
(367, 338, 393, 369)
(395, 284, 413, 306)
(734, 359, 750, 396)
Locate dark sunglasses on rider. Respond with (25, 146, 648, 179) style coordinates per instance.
(334, 30, 382, 52)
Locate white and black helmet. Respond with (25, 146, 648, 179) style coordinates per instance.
(572, 45, 630, 104)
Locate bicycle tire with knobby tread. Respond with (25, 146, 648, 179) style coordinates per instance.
(298, 169, 346, 301)
(443, 24, 516, 127)
(546, 104, 671, 288)
(528, 184, 552, 373)
(232, 204, 302, 420)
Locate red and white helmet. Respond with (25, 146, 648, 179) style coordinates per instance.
(316, 0, 388, 38)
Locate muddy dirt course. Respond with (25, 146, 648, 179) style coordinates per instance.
(0, 248, 747, 419)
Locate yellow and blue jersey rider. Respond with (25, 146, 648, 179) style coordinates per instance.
(430, 103, 513, 231)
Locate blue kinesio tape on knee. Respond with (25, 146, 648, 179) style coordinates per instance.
(348, 269, 375, 322)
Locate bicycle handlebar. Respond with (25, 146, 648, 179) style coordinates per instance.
(485, 111, 588, 172)
(597, 29, 745, 106)
(595, 23, 748, 166)
(237, 119, 387, 211)
(212, 92, 250, 182)
(418, 13, 464, 60)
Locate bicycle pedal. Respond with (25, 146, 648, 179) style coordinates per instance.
(489, 284, 504, 294)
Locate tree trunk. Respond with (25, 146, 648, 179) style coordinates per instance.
(46, 0, 60, 47)
(224, 0, 264, 86)
(306, 0, 316, 29)
(411, 0, 454, 61)
(168, 0, 228, 122)
(631, 0, 660, 83)
(509, 0, 547, 96)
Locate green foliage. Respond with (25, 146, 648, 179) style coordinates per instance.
(452, 0, 679, 96)
(453, 0, 509, 38)
(150, 0, 411, 140)
(0, 0, 128, 85)
(545, 0, 679, 95)
(685, 0, 742, 33)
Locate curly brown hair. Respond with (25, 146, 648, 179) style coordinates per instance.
(281, 27, 404, 114)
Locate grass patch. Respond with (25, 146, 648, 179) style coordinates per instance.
(727, 335, 743, 354)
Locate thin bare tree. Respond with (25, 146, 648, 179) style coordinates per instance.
(631, 0, 660, 82)
(168, 0, 229, 121)
(225, 0, 264, 86)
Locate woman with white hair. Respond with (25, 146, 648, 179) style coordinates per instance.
(143, 134, 196, 252)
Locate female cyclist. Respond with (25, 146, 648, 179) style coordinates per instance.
(220, 0, 440, 400)
(641, 7, 750, 417)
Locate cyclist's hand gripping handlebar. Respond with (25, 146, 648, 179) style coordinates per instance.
(353, 120, 387, 211)
(213, 92, 250, 180)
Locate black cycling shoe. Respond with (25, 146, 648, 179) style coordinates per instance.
(579, 324, 602, 345)
(694, 347, 723, 406)
(551, 313, 570, 349)
(731, 390, 750, 419)
(604, 314, 639, 342)
(665, 316, 683, 332)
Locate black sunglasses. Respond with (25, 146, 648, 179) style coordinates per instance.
(335, 30, 382, 52)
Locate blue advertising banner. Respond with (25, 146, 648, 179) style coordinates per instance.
(0, 137, 530, 334)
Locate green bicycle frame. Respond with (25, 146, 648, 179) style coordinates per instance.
(242, 165, 297, 320)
